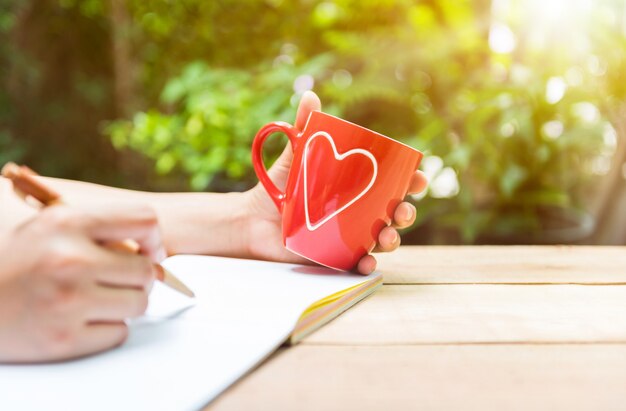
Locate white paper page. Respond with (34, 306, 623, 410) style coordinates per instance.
(0, 255, 380, 411)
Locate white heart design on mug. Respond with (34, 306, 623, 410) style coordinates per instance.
(303, 131, 378, 231)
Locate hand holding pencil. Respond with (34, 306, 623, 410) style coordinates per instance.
(0, 163, 194, 362)
(0, 204, 162, 362)
(1, 162, 194, 298)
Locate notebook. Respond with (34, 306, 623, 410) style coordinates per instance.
(0, 255, 382, 411)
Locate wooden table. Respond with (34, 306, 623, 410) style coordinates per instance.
(210, 246, 626, 410)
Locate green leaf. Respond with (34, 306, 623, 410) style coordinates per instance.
(499, 164, 527, 198)
(161, 79, 186, 104)
(156, 152, 176, 174)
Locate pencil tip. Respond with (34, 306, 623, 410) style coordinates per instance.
(161, 267, 196, 299)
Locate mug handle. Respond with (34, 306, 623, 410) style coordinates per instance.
(252, 121, 299, 212)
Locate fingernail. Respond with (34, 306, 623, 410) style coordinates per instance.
(368, 261, 377, 274)
(404, 206, 415, 221)
(391, 230, 399, 244)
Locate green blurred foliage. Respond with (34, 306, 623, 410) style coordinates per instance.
(0, 0, 22, 166)
(106, 55, 333, 190)
(3, 0, 624, 243)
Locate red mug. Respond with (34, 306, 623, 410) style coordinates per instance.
(252, 111, 423, 271)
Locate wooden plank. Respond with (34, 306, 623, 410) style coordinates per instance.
(304, 284, 626, 344)
(209, 344, 626, 411)
(377, 246, 626, 284)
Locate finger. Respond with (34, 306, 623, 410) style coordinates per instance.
(356, 254, 377, 275)
(392, 202, 416, 229)
(267, 91, 322, 189)
(266, 141, 295, 191)
(407, 170, 429, 195)
(86, 286, 149, 321)
(90, 246, 156, 288)
(77, 323, 129, 357)
(66, 204, 166, 263)
(373, 226, 401, 253)
(295, 90, 322, 131)
(54, 323, 128, 361)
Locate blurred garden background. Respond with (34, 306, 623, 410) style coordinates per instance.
(1, 0, 625, 244)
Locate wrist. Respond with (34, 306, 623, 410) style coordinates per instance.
(148, 190, 253, 258)
(236, 189, 257, 259)
(219, 190, 254, 258)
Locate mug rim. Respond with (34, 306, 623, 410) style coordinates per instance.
(304, 110, 423, 156)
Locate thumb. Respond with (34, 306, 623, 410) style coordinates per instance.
(266, 142, 294, 192)
(267, 90, 322, 191)
(295, 90, 322, 131)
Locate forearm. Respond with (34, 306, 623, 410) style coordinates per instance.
(145, 190, 251, 257)
(0, 177, 252, 258)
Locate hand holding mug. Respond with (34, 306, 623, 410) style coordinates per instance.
(244, 92, 427, 274)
